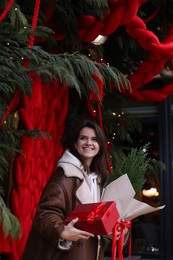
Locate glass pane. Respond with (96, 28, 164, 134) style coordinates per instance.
(130, 121, 161, 259)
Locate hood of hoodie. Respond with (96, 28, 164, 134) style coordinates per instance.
(58, 150, 101, 203)
(58, 150, 85, 180)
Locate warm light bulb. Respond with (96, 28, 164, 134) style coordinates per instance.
(142, 188, 159, 197)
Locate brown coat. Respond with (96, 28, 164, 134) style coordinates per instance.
(22, 167, 105, 260)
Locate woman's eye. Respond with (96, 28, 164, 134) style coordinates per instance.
(79, 136, 86, 140)
(79, 136, 98, 142)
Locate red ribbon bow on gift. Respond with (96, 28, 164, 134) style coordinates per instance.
(87, 202, 107, 221)
(67, 202, 107, 221)
(111, 220, 132, 260)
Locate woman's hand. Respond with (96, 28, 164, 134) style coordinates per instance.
(60, 218, 94, 241)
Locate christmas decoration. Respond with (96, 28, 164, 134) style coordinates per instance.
(0, 1, 172, 259)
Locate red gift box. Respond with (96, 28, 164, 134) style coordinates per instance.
(64, 201, 120, 235)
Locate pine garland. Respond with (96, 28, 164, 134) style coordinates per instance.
(107, 143, 160, 194)
(0, 196, 21, 239)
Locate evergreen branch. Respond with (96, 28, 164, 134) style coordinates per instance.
(9, 3, 28, 28)
(0, 41, 130, 100)
(0, 196, 21, 239)
(52, 53, 130, 97)
(60, 53, 101, 93)
(95, 63, 131, 91)
(107, 143, 151, 194)
(0, 83, 15, 96)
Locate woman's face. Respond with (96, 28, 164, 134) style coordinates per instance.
(75, 127, 100, 166)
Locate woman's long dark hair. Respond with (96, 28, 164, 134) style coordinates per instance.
(67, 119, 110, 185)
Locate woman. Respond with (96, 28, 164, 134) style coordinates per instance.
(22, 119, 120, 260)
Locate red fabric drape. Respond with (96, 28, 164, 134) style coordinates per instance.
(7, 75, 69, 260)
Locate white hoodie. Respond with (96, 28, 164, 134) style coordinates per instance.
(58, 150, 101, 203)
